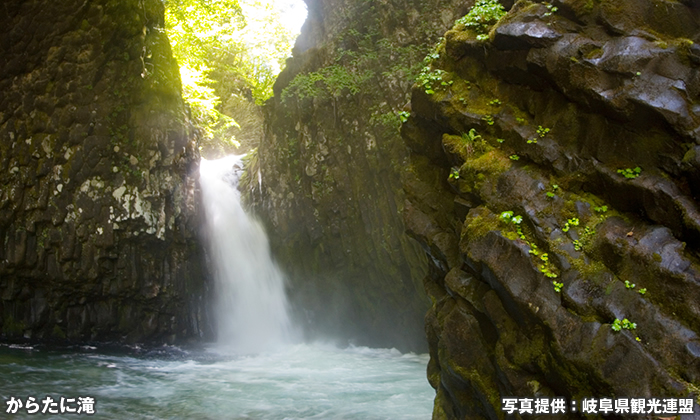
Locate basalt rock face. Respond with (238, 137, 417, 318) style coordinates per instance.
(243, 0, 474, 351)
(403, 0, 700, 418)
(0, 0, 210, 344)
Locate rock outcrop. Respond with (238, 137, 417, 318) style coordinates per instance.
(403, 0, 700, 417)
(0, 0, 210, 343)
(243, 0, 476, 351)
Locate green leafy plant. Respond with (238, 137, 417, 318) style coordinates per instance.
(399, 111, 411, 123)
(617, 167, 642, 179)
(611, 318, 637, 332)
(516, 117, 526, 124)
(537, 125, 550, 138)
(417, 68, 447, 95)
(594, 205, 608, 213)
(562, 218, 579, 233)
(573, 239, 582, 251)
(456, 0, 507, 35)
(464, 128, 482, 142)
(625, 280, 636, 289)
(527, 138, 538, 144)
(552, 280, 564, 292)
(546, 191, 555, 198)
(449, 167, 460, 180)
(509, 154, 520, 161)
(443, 129, 488, 159)
(500, 211, 515, 222)
(489, 99, 502, 106)
(638, 288, 647, 295)
(497, 138, 505, 143)
(543, 2, 558, 17)
(482, 115, 495, 125)
(528, 244, 540, 256)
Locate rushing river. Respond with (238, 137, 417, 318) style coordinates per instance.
(1, 155, 433, 418)
(0, 342, 433, 419)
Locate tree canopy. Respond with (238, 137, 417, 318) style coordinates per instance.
(164, 0, 299, 151)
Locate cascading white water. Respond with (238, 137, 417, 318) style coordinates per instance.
(199, 155, 292, 353)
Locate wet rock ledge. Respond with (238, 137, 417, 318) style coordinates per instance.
(0, 0, 210, 344)
(402, 0, 700, 418)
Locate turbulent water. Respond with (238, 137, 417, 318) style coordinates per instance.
(0, 343, 433, 419)
(0, 156, 434, 418)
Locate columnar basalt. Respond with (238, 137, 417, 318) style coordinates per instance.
(403, 0, 700, 417)
(0, 0, 210, 344)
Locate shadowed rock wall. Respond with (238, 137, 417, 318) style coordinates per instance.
(244, 0, 476, 351)
(0, 0, 211, 344)
(403, 0, 700, 417)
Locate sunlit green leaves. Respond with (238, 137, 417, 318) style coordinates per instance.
(164, 0, 299, 148)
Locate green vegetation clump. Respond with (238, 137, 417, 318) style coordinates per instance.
(617, 167, 642, 179)
(442, 129, 488, 161)
(611, 318, 637, 332)
(417, 69, 448, 95)
(164, 0, 297, 150)
(456, 0, 507, 38)
(282, 26, 427, 141)
(282, 65, 367, 102)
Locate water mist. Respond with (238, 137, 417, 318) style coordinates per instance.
(199, 155, 292, 353)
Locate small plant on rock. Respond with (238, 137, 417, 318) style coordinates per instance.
(562, 217, 579, 233)
(625, 280, 636, 289)
(456, 0, 507, 36)
(617, 166, 642, 179)
(543, 2, 558, 17)
(611, 318, 637, 332)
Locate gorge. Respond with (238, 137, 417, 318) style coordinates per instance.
(2, 0, 700, 418)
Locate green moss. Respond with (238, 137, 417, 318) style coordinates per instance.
(585, 48, 604, 60)
(463, 207, 502, 241)
(442, 131, 490, 162)
(447, 359, 502, 412)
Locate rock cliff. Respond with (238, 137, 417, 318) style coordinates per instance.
(0, 0, 210, 343)
(403, 0, 700, 417)
(243, 0, 477, 351)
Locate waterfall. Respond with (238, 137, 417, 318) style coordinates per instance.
(199, 155, 292, 353)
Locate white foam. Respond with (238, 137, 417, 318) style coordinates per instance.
(199, 156, 294, 354)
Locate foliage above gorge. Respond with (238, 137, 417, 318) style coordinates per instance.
(164, 0, 299, 150)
